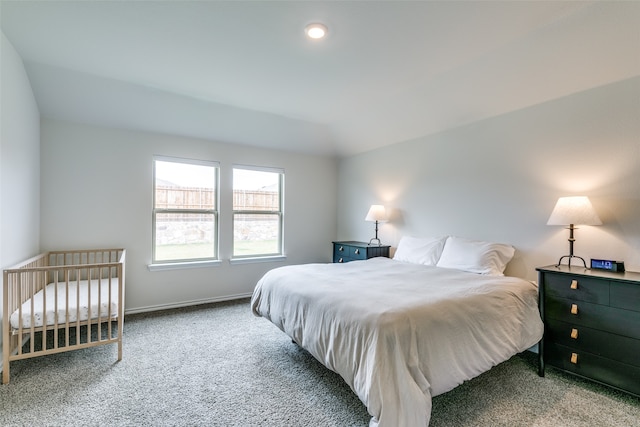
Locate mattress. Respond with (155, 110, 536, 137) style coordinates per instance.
(9, 278, 120, 330)
(251, 257, 544, 426)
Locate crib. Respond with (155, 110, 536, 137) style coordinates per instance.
(2, 248, 125, 384)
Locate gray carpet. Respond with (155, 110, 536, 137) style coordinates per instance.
(0, 299, 638, 426)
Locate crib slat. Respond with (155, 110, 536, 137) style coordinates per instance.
(17, 272, 24, 355)
(76, 270, 84, 344)
(40, 270, 46, 351)
(86, 267, 91, 344)
(54, 270, 60, 349)
(96, 267, 101, 341)
(107, 268, 113, 341)
(29, 272, 36, 354)
(16, 273, 23, 355)
(67, 272, 72, 348)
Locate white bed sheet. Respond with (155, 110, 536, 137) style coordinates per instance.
(251, 257, 543, 426)
(10, 278, 120, 329)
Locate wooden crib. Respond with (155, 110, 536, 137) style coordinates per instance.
(2, 248, 125, 384)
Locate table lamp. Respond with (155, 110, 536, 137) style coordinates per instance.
(547, 196, 602, 267)
(365, 205, 387, 246)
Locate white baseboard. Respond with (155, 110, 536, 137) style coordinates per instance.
(124, 293, 253, 315)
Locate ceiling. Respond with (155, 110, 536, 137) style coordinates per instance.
(2, 1, 639, 157)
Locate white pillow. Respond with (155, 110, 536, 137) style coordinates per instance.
(436, 236, 515, 276)
(393, 236, 447, 266)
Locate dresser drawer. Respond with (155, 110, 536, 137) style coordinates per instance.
(610, 282, 640, 312)
(349, 246, 366, 260)
(545, 319, 640, 367)
(546, 342, 640, 396)
(545, 298, 640, 339)
(544, 274, 609, 304)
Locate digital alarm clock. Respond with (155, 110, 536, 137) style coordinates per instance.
(590, 259, 625, 272)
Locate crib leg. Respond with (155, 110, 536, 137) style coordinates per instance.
(2, 363, 8, 385)
(117, 318, 123, 361)
(2, 343, 9, 384)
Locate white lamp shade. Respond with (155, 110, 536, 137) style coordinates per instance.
(365, 205, 387, 222)
(547, 196, 602, 226)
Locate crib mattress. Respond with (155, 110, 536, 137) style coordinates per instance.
(9, 278, 120, 330)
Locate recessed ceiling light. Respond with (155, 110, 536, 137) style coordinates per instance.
(305, 23, 327, 39)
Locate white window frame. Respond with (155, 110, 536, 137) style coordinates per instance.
(231, 165, 284, 262)
(150, 156, 220, 269)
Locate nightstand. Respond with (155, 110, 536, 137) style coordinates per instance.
(332, 241, 390, 263)
(537, 265, 640, 397)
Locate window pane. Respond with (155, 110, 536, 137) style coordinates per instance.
(155, 213, 216, 261)
(233, 213, 280, 256)
(155, 160, 216, 210)
(233, 169, 280, 211)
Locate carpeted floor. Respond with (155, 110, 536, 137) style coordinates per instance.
(1, 299, 638, 426)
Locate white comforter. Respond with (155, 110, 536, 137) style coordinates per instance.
(251, 257, 543, 426)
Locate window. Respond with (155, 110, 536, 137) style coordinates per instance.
(153, 157, 219, 263)
(232, 166, 284, 258)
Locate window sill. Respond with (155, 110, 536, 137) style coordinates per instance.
(229, 255, 287, 265)
(148, 260, 223, 272)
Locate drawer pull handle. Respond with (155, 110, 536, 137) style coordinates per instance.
(338, 258, 344, 263)
(571, 304, 579, 315)
(571, 328, 579, 339)
(571, 353, 579, 364)
(339, 246, 344, 252)
(355, 249, 360, 255)
(570, 280, 578, 290)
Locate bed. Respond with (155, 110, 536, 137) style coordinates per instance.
(251, 236, 544, 426)
(2, 248, 126, 384)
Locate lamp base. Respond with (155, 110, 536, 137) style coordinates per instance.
(555, 254, 587, 268)
(368, 238, 382, 246)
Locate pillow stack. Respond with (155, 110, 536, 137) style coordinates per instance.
(393, 235, 515, 276)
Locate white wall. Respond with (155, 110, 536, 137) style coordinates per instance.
(0, 32, 41, 347)
(337, 77, 640, 280)
(40, 120, 338, 312)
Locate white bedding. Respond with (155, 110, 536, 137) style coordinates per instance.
(251, 257, 543, 426)
(10, 278, 120, 330)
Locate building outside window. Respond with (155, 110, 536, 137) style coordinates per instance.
(232, 166, 284, 258)
(153, 157, 219, 263)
